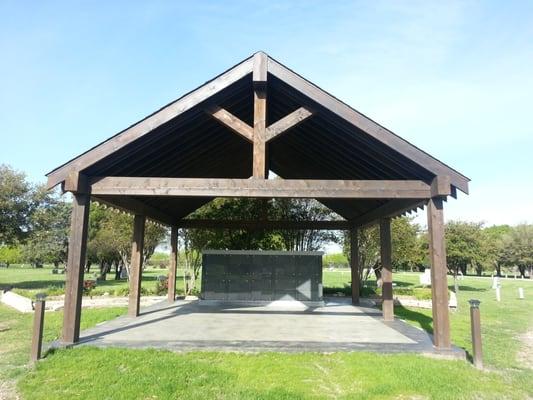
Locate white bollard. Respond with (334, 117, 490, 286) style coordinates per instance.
(491, 276, 499, 289)
(518, 288, 524, 299)
(496, 286, 501, 302)
(514, 274, 517, 280)
(505, 274, 508, 279)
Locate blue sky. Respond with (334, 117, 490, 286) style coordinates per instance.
(1, 1, 532, 226)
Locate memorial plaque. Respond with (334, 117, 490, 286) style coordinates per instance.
(201, 250, 323, 302)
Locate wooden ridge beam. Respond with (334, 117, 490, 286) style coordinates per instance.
(177, 219, 350, 230)
(265, 107, 313, 142)
(90, 177, 435, 199)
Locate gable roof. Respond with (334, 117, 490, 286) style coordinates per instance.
(46, 52, 469, 223)
(46, 51, 469, 194)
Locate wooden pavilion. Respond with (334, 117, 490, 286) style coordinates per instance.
(46, 52, 469, 350)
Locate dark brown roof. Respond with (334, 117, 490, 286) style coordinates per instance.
(46, 52, 469, 223)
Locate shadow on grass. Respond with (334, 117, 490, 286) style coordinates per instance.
(1, 280, 65, 290)
(448, 285, 487, 292)
(394, 304, 433, 334)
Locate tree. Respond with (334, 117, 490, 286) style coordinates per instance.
(273, 198, 340, 251)
(21, 187, 71, 268)
(342, 216, 423, 289)
(391, 216, 424, 271)
(482, 225, 513, 276)
(179, 197, 341, 294)
(0, 245, 22, 266)
(343, 224, 380, 287)
(0, 164, 37, 244)
(86, 204, 167, 280)
(500, 224, 533, 277)
(445, 221, 485, 275)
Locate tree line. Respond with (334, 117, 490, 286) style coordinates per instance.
(1, 164, 532, 285)
(0, 165, 166, 279)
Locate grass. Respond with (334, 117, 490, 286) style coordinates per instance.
(0, 303, 126, 399)
(0, 270, 532, 399)
(322, 268, 433, 299)
(0, 265, 197, 298)
(18, 349, 521, 400)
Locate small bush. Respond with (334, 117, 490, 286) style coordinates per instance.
(155, 276, 169, 296)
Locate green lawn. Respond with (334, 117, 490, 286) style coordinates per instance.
(0, 265, 196, 298)
(0, 270, 532, 399)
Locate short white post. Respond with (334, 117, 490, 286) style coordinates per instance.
(495, 286, 501, 302)
(491, 276, 499, 289)
(518, 287, 524, 300)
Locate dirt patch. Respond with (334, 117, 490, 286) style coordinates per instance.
(517, 329, 533, 369)
(0, 380, 20, 400)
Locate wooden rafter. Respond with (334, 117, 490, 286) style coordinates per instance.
(91, 195, 175, 226)
(351, 199, 420, 228)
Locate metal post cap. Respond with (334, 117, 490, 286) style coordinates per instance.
(35, 293, 47, 301)
(468, 299, 481, 308)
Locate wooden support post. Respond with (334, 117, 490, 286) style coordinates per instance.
(427, 197, 451, 349)
(128, 214, 145, 317)
(30, 295, 46, 363)
(350, 227, 360, 305)
(380, 218, 393, 321)
(468, 299, 483, 369)
(62, 193, 90, 344)
(253, 52, 267, 179)
(168, 226, 178, 303)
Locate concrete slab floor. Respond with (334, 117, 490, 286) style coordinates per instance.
(72, 298, 465, 358)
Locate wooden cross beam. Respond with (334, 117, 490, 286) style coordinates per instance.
(89, 177, 436, 199)
(177, 219, 350, 230)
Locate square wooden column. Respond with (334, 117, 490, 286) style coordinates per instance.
(427, 197, 451, 349)
(128, 214, 145, 317)
(167, 226, 178, 303)
(380, 218, 394, 321)
(62, 193, 90, 344)
(253, 52, 267, 179)
(349, 227, 360, 305)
